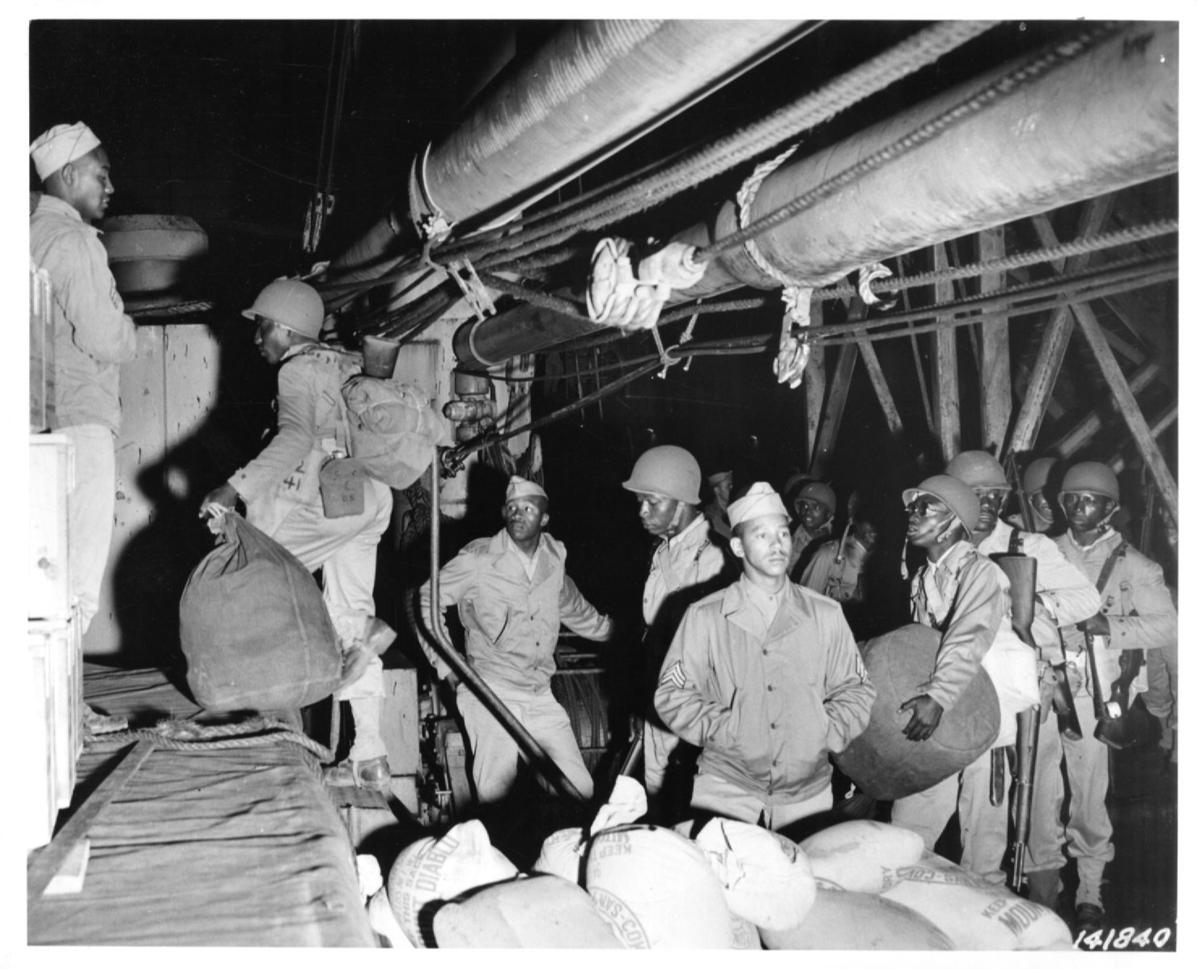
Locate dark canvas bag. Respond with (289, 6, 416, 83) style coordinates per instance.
(179, 512, 341, 712)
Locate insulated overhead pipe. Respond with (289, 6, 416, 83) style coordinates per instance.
(328, 20, 805, 285)
(685, 21, 1178, 295)
(454, 22, 1178, 365)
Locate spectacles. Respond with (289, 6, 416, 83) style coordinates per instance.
(972, 488, 1010, 504)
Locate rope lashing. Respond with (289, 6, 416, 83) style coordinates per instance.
(86, 715, 336, 764)
(735, 144, 804, 287)
(773, 286, 814, 388)
(694, 23, 1120, 264)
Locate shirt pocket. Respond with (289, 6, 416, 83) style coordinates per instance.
(461, 598, 510, 646)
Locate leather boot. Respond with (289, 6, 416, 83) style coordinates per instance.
(1027, 869, 1061, 910)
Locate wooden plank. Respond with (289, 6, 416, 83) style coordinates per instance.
(803, 298, 826, 467)
(1072, 301, 1178, 522)
(1110, 404, 1176, 475)
(858, 340, 904, 436)
(932, 243, 960, 461)
(1007, 196, 1114, 453)
(1048, 361, 1162, 457)
(978, 227, 1012, 453)
(27, 738, 156, 899)
(809, 342, 857, 480)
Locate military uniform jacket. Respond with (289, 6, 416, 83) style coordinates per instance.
(30, 194, 137, 433)
(654, 576, 875, 805)
(1055, 529, 1176, 695)
(230, 344, 360, 534)
(420, 530, 612, 694)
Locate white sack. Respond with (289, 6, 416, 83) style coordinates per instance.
(798, 819, 925, 893)
(760, 887, 954, 950)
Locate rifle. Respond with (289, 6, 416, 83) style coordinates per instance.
(1050, 629, 1084, 741)
(1086, 632, 1156, 750)
(994, 550, 1039, 892)
(834, 491, 860, 565)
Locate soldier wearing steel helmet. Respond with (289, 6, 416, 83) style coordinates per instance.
(200, 278, 396, 791)
(785, 478, 837, 578)
(942, 450, 1098, 890)
(622, 445, 733, 816)
(1012, 456, 1063, 535)
(890, 473, 1032, 880)
(1027, 461, 1177, 933)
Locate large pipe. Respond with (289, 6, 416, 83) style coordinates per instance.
(686, 22, 1178, 294)
(453, 22, 1177, 364)
(329, 20, 804, 283)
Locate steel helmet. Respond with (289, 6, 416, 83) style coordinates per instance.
(1022, 457, 1058, 496)
(902, 474, 980, 537)
(796, 481, 837, 516)
(242, 279, 325, 339)
(622, 445, 702, 505)
(944, 450, 1010, 491)
(1059, 461, 1120, 503)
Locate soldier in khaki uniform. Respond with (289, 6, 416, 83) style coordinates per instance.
(1027, 462, 1177, 933)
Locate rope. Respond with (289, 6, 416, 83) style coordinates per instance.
(736, 145, 804, 286)
(697, 22, 1119, 263)
(86, 716, 336, 764)
(812, 219, 1178, 302)
(453, 21, 996, 271)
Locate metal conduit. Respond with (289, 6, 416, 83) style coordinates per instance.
(327, 20, 804, 284)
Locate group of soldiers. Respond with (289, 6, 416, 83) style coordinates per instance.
(415, 442, 1176, 938)
(33, 119, 1176, 940)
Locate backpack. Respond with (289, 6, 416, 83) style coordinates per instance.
(340, 371, 453, 490)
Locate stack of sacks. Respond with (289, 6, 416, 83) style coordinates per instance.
(387, 819, 519, 946)
(760, 819, 951, 949)
(583, 823, 736, 947)
(432, 873, 624, 947)
(674, 818, 818, 949)
(879, 850, 1073, 950)
(799, 819, 925, 892)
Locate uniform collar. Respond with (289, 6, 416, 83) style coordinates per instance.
(926, 538, 972, 575)
(659, 513, 709, 551)
(1065, 526, 1121, 553)
(722, 574, 812, 635)
(34, 193, 94, 230)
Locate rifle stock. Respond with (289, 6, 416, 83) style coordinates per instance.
(994, 551, 1038, 892)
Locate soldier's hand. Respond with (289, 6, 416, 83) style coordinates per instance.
(1078, 613, 1110, 637)
(200, 481, 240, 517)
(899, 694, 944, 741)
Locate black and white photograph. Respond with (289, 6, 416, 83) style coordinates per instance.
(16, 7, 1185, 956)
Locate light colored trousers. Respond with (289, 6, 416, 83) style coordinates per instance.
(891, 750, 1009, 884)
(691, 770, 834, 830)
(1025, 678, 1115, 907)
(263, 476, 392, 761)
(456, 684, 594, 804)
(60, 424, 116, 634)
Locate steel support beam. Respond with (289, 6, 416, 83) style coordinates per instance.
(1049, 360, 1163, 457)
(809, 342, 857, 479)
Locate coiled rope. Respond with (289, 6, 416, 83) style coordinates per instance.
(86, 716, 336, 764)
